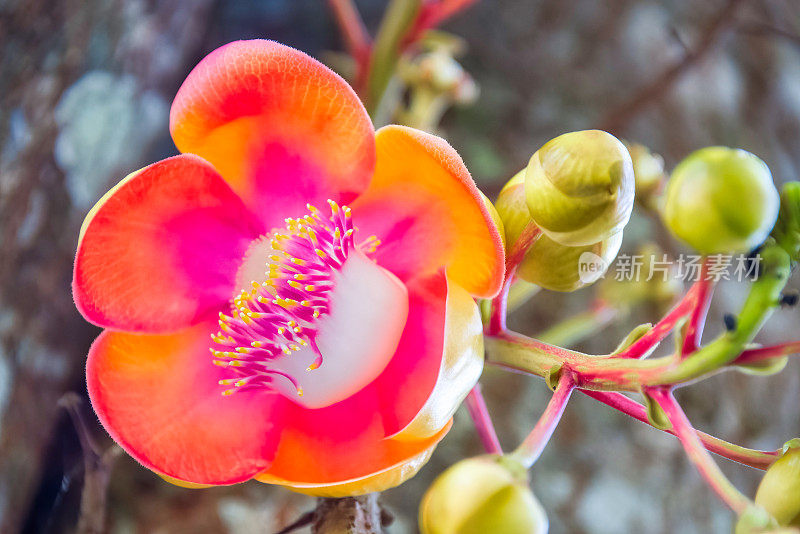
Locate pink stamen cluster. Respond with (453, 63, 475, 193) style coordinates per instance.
(211, 200, 380, 397)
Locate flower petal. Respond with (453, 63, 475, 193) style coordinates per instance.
(253, 271, 479, 491)
(388, 274, 484, 441)
(256, 423, 449, 498)
(351, 125, 505, 298)
(73, 154, 262, 333)
(170, 40, 375, 229)
(87, 323, 287, 485)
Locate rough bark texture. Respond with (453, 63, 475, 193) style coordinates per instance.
(0, 1, 212, 532)
(312, 495, 388, 534)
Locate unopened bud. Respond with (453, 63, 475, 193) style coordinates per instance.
(516, 231, 622, 292)
(663, 147, 780, 254)
(524, 130, 635, 246)
(419, 455, 548, 534)
(755, 443, 800, 526)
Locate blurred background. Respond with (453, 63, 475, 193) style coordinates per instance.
(1, 0, 799, 532)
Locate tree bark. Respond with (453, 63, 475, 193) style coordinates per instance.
(312, 495, 390, 534)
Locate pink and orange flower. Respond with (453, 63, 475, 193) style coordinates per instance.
(73, 40, 504, 496)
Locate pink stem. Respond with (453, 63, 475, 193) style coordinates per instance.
(465, 384, 503, 455)
(682, 260, 715, 357)
(488, 224, 541, 335)
(404, 0, 479, 45)
(513, 373, 575, 468)
(735, 341, 800, 364)
(581, 390, 778, 470)
(616, 281, 703, 359)
(488, 275, 512, 334)
(327, 0, 372, 94)
(649, 388, 752, 514)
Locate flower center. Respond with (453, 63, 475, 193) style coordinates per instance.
(211, 200, 408, 409)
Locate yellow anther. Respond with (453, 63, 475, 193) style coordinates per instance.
(297, 386, 304, 397)
(289, 344, 299, 351)
(222, 389, 234, 396)
(315, 249, 327, 259)
(288, 280, 302, 289)
(307, 362, 320, 371)
(313, 310, 320, 318)
(251, 341, 263, 348)
(301, 300, 312, 307)
(305, 284, 315, 291)
(291, 258, 305, 265)
(235, 379, 248, 387)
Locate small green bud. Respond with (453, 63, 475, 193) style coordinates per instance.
(516, 231, 623, 292)
(663, 147, 780, 254)
(419, 455, 548, 534)
(755, 445, 800, 526)
(772, 182, 800, 262)
(524, 130, 635, 246)
(625, 142, 666, 209)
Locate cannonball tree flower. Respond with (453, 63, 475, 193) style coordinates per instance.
(72, 40, 504, 496)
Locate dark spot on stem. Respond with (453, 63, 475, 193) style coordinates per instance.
(723, 313, 738, 332)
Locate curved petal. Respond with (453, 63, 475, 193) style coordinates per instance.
(87, 323, 287, 485)
(256, 423, 449, 497)
(351, 125, 505, 298)
(170, 40, 375, 229)
(389, 275, 484, 441)
(73, 154, 263, 333)
(254, 271, 479, 490)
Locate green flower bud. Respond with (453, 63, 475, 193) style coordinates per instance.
(419, 455, 547, 534)
(516, 231, 623, 292)
(663, 147, 780, 254)
(524, 130, 635, 246)
(479, 190, 506, 250)
(494, 170, 529, 248)
(772, 182, 800, 262)
(755, 445, 800, 526)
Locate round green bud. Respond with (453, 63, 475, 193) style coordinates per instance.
(516, 231, 623, 292)
(419, 455, 547, 534)
(663, 147, 780, 254)
(524, 130, 635, 246)
(755, 445, 800, 526)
